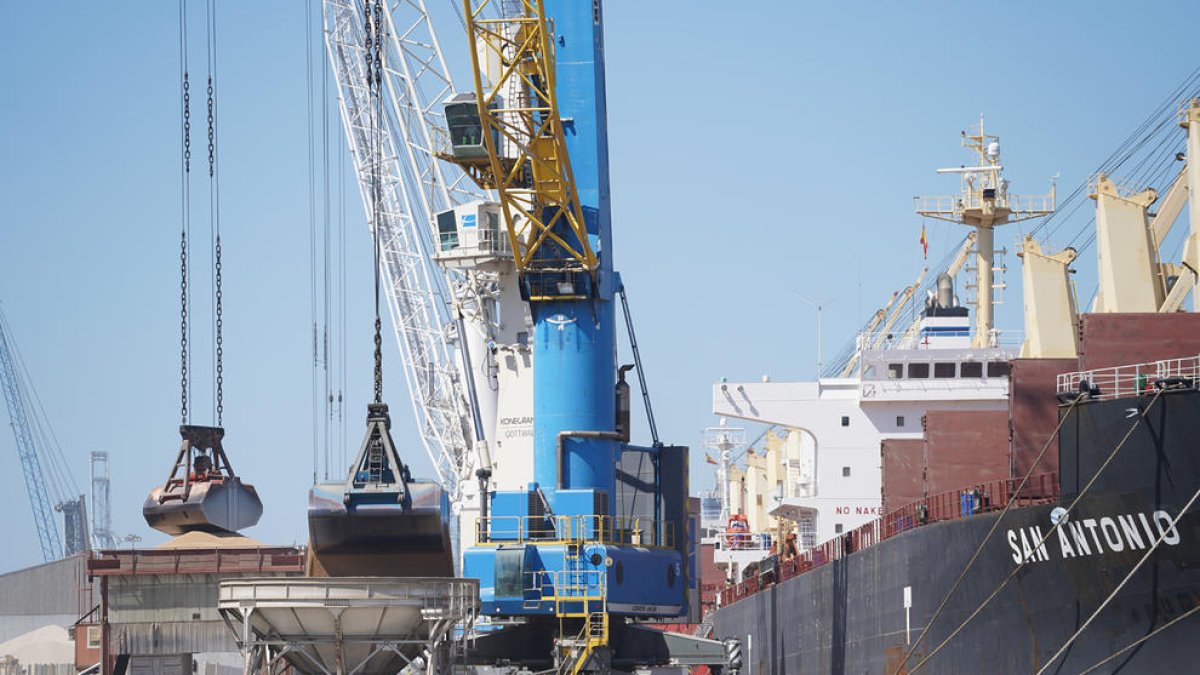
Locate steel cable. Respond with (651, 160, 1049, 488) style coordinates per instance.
(891, 392, 1086, 674)
(1076, 604, 1200, 675)
(906, 388, 1166, 673)
(1035, 476, 1200, 675)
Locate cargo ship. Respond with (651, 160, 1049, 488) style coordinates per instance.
(704, 103, 1200, 673)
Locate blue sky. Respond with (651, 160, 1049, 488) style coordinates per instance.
(0, 1, 1196, 572)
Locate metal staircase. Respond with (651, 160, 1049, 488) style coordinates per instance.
(552, 528, 609, 674)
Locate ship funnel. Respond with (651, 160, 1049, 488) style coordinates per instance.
(936, 273, 954, 309)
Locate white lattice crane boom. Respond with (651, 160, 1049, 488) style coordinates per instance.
(323, 0, 493, 502)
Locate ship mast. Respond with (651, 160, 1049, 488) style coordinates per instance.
(916, 115, 1055, 347)
(703, 418, 746, 526)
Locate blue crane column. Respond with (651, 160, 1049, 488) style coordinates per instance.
(461, 0, 690, 622)
(531, 0, 618, 515)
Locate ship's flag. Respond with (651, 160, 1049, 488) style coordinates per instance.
(920, 223, 928, 259)
(705, 453, 718, 465)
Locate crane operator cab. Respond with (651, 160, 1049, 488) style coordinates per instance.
(444, 92, 501, 162)
(143, 425, 263, 535)
(307, 403, 453, 577)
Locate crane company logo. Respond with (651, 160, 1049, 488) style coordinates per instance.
(546, 314, 576, 331)
(499, 416, 533, 439)
(1006, 510, 1181, 565)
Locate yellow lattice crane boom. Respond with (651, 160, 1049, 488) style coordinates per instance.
(444, 0, 597, 297)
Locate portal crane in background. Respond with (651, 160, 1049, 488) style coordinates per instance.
(0, 304, 88, 561)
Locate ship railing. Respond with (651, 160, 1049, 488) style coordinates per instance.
(719, 473, 1058, 607)
(856, 330, 1024, 352)
(914, 193, 1054, 216)
(1056, 355, 1200, 402)
(476, 514, 675, 548)
(712, 532, 772, 552)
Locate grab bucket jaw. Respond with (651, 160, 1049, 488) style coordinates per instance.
(306, 403, 453, 577)
(143, 425, 263, 535)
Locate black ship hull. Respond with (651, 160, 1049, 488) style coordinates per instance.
(711, 389, 1200, 674)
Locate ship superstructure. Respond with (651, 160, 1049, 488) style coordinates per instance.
(706, 123, 1051, 583)
(707, 100, 1200, 674)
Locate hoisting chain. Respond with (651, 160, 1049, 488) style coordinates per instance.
(207, 76, 215, 178)
(209, 76, 223, 425)
(366, 0, 384, 404)
(180, 64, 191, 425)
(206, 0, 223, 427)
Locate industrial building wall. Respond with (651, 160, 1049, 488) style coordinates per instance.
(111, 623, 237, 656)
(108, 574, 224, 623)
(0, 555, 86, 643)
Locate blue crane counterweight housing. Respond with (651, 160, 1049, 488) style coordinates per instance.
(449, 0, 694, 625)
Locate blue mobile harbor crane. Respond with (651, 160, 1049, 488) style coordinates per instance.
(442, 1, 734, 672)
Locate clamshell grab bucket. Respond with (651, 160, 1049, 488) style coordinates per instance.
(306, 403, 453, 577)
(143, 425, 263, 535)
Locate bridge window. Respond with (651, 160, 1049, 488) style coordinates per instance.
(960, 361, 983, 377)
(896, 416, 905, 428)
(987, 361, 1011, 378)
(934, 362, 956, 378)
(887, 363, 903, 379)
(908, 363, 930, 379)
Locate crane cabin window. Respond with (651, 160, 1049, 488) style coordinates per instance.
(437, 210, 459, 252)
(445, 100, 491, 160)
(494, 549, 525, 598)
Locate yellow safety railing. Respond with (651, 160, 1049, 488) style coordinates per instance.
(525, 569, 606, 615)
(475, 514, 675, 548)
